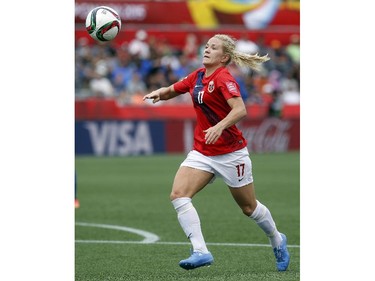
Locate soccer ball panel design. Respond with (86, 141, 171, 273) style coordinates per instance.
(85, 6, 121, 42)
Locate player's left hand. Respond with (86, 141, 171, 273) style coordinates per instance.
(203, 126, 223, 144)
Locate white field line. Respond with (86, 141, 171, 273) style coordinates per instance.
(75, 222, 160, 243)
(75, 240, 300, 248)
(76, 222, 300, 248)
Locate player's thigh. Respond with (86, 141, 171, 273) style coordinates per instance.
(170, 166, 214, 200)
(228, 182, 257, 215)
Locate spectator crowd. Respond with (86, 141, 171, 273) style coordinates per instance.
(75, 31, 300, 116)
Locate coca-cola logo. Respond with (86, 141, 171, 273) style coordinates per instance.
(240, 118, 291, 153)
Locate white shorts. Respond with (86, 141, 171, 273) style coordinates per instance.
(180, 147, 254, 188)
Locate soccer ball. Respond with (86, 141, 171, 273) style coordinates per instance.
(85, 6, 121, 42)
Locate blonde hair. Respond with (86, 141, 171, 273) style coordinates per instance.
(213, 34, 270, 72)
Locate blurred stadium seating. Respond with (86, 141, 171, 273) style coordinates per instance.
(75, 0, 300, 155)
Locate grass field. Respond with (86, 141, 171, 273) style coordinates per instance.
(75, 152, 300, 281)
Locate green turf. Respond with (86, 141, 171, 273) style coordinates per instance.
(75, 152, 300, 281)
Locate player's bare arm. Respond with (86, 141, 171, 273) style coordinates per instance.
(143, 85, 180, 103)
(203, 97, 247, 144)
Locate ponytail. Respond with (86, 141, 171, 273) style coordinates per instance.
(232, 51, 270, 72)
(214, 34, 270, 72)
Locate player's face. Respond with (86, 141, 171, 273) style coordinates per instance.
(202, 37, 228, 67)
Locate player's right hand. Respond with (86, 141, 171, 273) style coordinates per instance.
(143, 91, 161, 103)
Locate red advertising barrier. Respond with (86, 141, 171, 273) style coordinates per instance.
(240, 118, 300, 152)
(75, 98, 280, 120)
(75, 99, 300, 153)
(162, 118, 300, 153)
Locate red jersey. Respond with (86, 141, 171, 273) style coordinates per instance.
(173, 66, 247, 156)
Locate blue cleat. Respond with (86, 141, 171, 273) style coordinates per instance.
(179, 251, 214, 270)
(273, 233, 290, 271)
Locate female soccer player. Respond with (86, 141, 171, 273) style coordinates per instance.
(143, 34, 290, 271)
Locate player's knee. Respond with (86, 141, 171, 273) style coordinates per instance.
(241, 205, 256, 216)
(170, 192, 177, 201)
(170, 190, 182, 201)
(170, 185, 192, 200)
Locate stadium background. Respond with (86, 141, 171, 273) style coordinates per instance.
(74, 1, 300, 280)
(75, 0, 300, 156)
